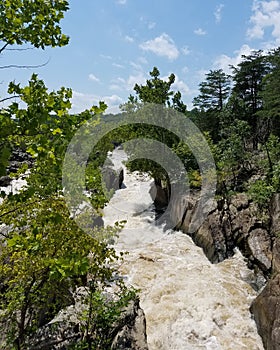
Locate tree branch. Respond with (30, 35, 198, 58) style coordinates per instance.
(0, 42, 10, 54)
(6, 47, 34, 51)
(0, 58, 51, 70)
(0, 95, 21, 103)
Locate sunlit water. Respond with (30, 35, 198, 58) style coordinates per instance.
(104, 149, 264, 350)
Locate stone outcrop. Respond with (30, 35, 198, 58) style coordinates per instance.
(111, 298, 148, 350)
(168, 191, 272, 277)
(27, 290, 148, 350)
(248, 193, 280, 350)
(149, 182, 168, 210)
(102, 166, 124, 192)
(165, 188, 280, 350)
(7, 148, 33, 174)
(250, 274, 280, 350)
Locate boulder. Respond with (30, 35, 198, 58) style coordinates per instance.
(0, 175, 12, 187)
(27, 289, 148, 350)
(102, 166, 124, 192)
(111, 298, 148, 350)
(247, 228, 272, 271)
(149, 183, 168, 210)
(250, 274, 280, 350)
(271, 194, 280, 274)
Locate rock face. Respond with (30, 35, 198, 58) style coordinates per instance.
(149, 183, 168, 210)
(111, 298, 148, 350)
(102, 166, 124, 193)
(7, 148, 33, 174)
(250, 274, 280, 350)
(169, 191, 272, 277)
(27, 292, 148, 350)
(249, 193, 280, 350)
(166, 189, 280, 350)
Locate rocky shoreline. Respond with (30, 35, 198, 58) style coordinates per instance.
(153, 186, 280, 350)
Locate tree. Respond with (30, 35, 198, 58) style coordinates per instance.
(0, 2, 136, 349)
(193, 69, 231, 141)
(193, 69, 231, 112)
(134, 67, 175, 105)
(0, 0, 69, 55)
(258, 47, 280, 138)
(231, 50, 269, 148)
(0, 0, 70, 172)
(120, 67, 187, 188)
(132, 66, 187, 113)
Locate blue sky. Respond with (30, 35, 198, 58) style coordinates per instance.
(1, 0, 280, 113)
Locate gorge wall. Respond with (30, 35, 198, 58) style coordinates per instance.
(160, 187, 280, 350)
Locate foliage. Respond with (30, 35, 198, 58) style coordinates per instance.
(71, 286, 137, 350)
(121, 66, 187, 113)
(231, 50, 269, 148)
(0, 0, 69, 51)
(192, 69, 231, 141)
(0, 195, 125, 348)
(0, 3, 136, 349)
(258, 47, 280, 138)
(193, 69, 231, 112)
(248, 179, 274, 209)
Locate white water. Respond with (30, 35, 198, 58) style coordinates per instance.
(103, 150, 264, 350)
(0, 176, 27, 205)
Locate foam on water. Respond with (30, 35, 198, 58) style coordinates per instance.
(103, 149, 264, 350)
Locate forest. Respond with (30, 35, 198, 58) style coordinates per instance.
(1, 1, 280, 349)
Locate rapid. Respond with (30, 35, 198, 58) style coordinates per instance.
(103, 149, 264, 350)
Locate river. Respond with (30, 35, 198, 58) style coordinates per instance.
(103, 149, 264, 350)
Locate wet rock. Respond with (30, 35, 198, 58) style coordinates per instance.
(248, 228, 272, 271)
(0, 175, 12, 186)
(250, 274, 280, 350)
(7, 148, 33, 174)
(230, 192, 250, 210)
(149, 183, 168, 210)
(111, 298, 148, 350)
(102, 166, 124, 192)
(27, 290, 148, 350)
(271, 194, 280, 274)
(169, 192, 273, 273)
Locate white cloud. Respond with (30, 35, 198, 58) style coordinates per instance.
(124, 35, 134, 43)
(214, 4, 224, 23)
(126, 72, 147, 90)
(88, 74, 100, 82)
(112, 62, 125, 69)
(214, 44, 254, 74)
(138, 56, 148, 65)
(109, 84, 123, 91)
(100, 54, 112, 60)
(182, 66, 189, 74)
(181, 46, 190, 55)
(130, 61, 143, 71)
(139, 33, 179, 61)
(172, 75, 190, 96)
(194, 28, 207, 36)
(110, 73, 147, 93)
(148, 22, 156, 30)
(116, 0, 127, 5)
(71, 91, 123, 114)
(247, 0, 280, 45)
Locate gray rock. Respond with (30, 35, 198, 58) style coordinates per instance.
(111, 298, 148, 350)
(0, 175, 12, 186)
(250, 274, 280, 350)
(248, 228, 272, 271)
(149, 183, 168, 210)
(102, 166, 124, 192)
(27, 290, 148, 350)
